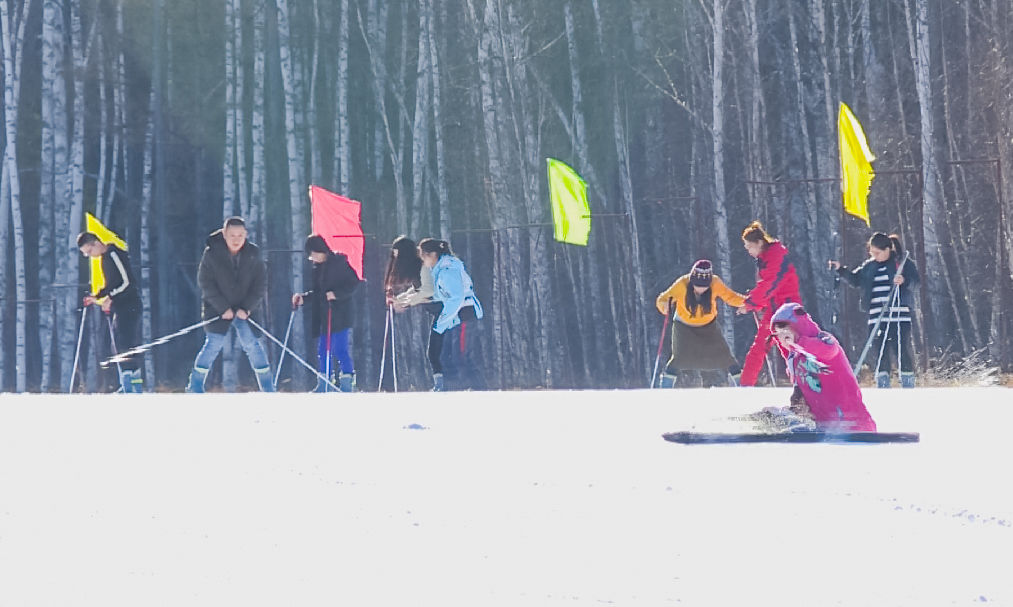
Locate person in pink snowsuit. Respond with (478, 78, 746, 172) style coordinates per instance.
(769, 302, 877, 432)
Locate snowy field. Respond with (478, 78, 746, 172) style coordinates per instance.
(0, 387, 1010, 606)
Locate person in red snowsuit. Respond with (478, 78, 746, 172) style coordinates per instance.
(735, 221, 801, 386)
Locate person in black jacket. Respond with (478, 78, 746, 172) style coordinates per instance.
(830, 232, 921, 388)
(186, 216, 274, 393)
(78, 232, 144, 393)
(292, 235, 361, 392)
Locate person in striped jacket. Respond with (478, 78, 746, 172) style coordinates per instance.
(78, 231, 144, 393)
(830, 232, 920, 388)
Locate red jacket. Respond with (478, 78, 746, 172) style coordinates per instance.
(744, 241, 801, 312)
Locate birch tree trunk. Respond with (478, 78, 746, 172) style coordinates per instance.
(250, 0, 266, 243)
(1, 0, 32, 392)
(38, 0, 66, 390)
(334, 0, 350, 193)
(221, 0, 240, 390)
(276, 0, 307, 379)
(425, 0, 449, 240)
(139, 84, 156, 391)
(410, 0, 431, 235)
(367, 0, 388, 183)
(907, 0, 957, 344)
(710, 0, 734, 347)
(0, 164, 8, 387)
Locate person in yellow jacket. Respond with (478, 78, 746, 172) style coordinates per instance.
(655, 259, 746, 387)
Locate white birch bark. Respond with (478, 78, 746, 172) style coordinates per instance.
(38, 0, 65, 390)
(367, 0, 387, 182)
(276, 0, 307, 366)
(139, 84, 156, 390)
(250, 0, 266, 242)
(426, 1, 449, 239)
(1, 0, 33, 391)
(56, 0, 88, 391)
(710, 0, 733, 347)
(409, 0, 431, 235)
(221, 0, 240, 390)
(234, 0, 248, 223)
(334, 0, 350, 193)
(0, 163, 8, 386)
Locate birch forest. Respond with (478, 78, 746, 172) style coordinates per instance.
(2, 0, 1012, 392)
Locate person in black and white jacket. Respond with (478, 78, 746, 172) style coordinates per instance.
(78, 231, 144, 393)
(830, 232, 921, 388)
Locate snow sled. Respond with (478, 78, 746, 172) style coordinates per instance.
(662, 431, 920, 445)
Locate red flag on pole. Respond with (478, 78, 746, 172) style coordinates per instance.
(309, 185, 364, 279)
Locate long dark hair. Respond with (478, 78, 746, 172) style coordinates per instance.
(869, 232, 903, 261)
(685, 284, 713, 317)
(384, 235, 422, 295)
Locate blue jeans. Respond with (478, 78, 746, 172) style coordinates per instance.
(192, 318, 271, 373)
(317, 329, 354, 376)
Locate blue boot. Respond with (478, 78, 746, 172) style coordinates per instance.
(127, 369, 144, 393)
(186, 367, 209, 393)
(339, 373, 355, 393)
(900, 372, 915, 389)
(432, 372, 444, 392)
(876, 371, 891, 389)
(659, 373, 677, 389)
(254, 367, 276, 392)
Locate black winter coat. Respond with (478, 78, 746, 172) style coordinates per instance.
(198, 230, 268, 334)
(303, 252, 360, 336)
(836, 253, 921, 312)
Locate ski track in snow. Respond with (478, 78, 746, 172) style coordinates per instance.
(0, 387, 1010, 606)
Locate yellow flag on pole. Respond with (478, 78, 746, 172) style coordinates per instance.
(838, 103, 875, 225)
(546, 158, 591, 246)
(85, 212, 128, 296)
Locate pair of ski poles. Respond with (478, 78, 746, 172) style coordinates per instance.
(275, 302, 340, 392)
(852, 251, 911, 376)
(68, 305, 134, 393)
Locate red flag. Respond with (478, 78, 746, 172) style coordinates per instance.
(309, 185, 364, 279)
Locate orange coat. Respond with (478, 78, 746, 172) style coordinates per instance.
(655, 274, 745, 326)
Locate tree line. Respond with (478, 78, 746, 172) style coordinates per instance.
(2, 0, 1011, 392)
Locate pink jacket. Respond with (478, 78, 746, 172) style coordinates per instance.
(770, 303, 877, 432)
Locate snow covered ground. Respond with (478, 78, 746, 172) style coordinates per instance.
(0, 387, 1010, 606)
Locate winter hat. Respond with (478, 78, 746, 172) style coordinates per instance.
(689, 259, 713, 287)
(304, 234, 331, 255)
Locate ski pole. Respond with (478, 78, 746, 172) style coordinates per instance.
(68, 306, 88, 393)
(274, 305, 298, 387)
(650, 302, 672, 388)
(390, 304, 398, 392)
(106, 313, 125, 393)
(377, 304, 391, 391)
(853, 251, 910, 374)
(873, 288, 901, 378)
(754, 311, 777, 387)
(325, 305, 333, 392)
(101, 316, 221, 367)
(246, 317, 339, 391)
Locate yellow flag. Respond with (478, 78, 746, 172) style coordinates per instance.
(546, 158, 591, 246)
(838, 103, 875, 225)
(85, 212, 128, 296)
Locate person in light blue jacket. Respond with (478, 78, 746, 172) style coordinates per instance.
(418, 238, 484, 391)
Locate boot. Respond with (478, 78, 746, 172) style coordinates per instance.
(876, 371, 891, 389)
(186, 366, 210, 393)
(254, 367, 276, 392)
(432, 372, 445, 392)
(127, 369, 144, 393)
(339, 372, 355, 393)
(659, 373, 677, 389)
(900, 372, 915, 389)
(118, 369, 132, 393)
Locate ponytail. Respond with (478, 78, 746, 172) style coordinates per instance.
(741, 220, 775, 244)
(869, 231, 904, 260)
(418, 238, 453, 257)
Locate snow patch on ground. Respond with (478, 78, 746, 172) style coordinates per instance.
(0, 387, 1009, 606)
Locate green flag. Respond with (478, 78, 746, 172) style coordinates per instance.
(546, 158, 591, 246)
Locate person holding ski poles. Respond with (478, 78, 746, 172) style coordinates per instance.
(77, 231, 144, 393)
(292, 235, 361, 392)
(735, 221, 801, 386)
(186, 216, 275, 393)
(654, 259, 746, 387)
(830, 232, 920, 388)
(765, 302, 877, 432)
(418, 238, 483, 392)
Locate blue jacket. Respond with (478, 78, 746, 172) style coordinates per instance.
(431, 254, 483, 334)
(836, 254, 920, 312)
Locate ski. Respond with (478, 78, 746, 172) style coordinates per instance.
(662, 431, 920, 444)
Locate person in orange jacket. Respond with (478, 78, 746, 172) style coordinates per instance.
(655, 259, 746, 387)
